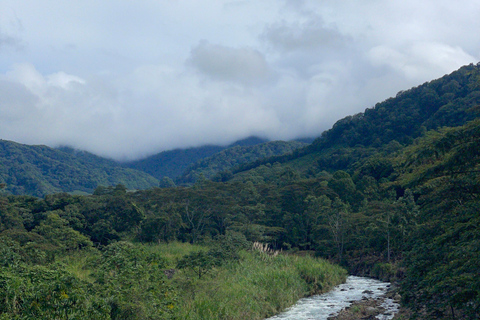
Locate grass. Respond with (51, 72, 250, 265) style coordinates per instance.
(140, 241, 207, 268)
(57, 249, 99, 282)
(56, 242, 347, 320)
(172, 249, 347, 320)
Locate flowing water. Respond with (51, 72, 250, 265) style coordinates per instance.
(266, 276, 399, 320)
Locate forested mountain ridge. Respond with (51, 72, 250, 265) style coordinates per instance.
(0, 135, 303, 196)
(0, 141, 159, 197)
(1, 117, 478, 318)
(234, 62, 480, 177)
(124, 136, 268, 181)
(177, 140, 307, 184)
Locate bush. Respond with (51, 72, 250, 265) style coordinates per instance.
(371, 262, 396, 281)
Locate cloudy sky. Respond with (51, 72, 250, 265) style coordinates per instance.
(0, 0, 479, 160)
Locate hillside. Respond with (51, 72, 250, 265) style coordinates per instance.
(177, 140, 308, 184)
(0, 134, 306, 197)
(124, 136, 268, 180)
(0, 141, 159, 197)
(233, 62, 480, 178)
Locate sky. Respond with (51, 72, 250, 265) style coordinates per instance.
(0, 0, 479, 161)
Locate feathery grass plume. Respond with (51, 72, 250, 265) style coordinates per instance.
(252, 241, 280, 259)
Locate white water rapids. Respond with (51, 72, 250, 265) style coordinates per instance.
(266, 276, 399, 320)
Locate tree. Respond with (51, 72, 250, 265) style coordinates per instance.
(159, 177, 176, 188)
(323, 198, 349, 263)
(176, 250, 217, 279)
(32, 213, 92, 251)
(181, 199, 211, 243)
(297, 195, 330, 250)
(328, 171, 357, 205)
(399, 120, 480, 319)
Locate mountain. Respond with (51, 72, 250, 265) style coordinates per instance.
(0, 134, 301, 197)
(0, 141, 159, 197)
(177, 140, 308, 184)
(124, 136, 268, 180)
(233, 62, 480, 178)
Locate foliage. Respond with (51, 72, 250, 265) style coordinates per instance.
(33, 213, 93, 251)
(125, 137, 268, 181)
(0, 142, 159, 197)
(178, 140, 307, 184)
(173, 250, 346, 320)
(1, 63, 480, 319)
(397, 119, 480, 319)
(176, 250, 217, 279)
(0, 263, 110, 319)
(94, 242, 175, 319)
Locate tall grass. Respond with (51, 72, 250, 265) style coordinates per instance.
(173, 250, 347, 320)
(57, 249, 99, 282)
(140, 241, 207, 268)
(56, 242, 346, 320)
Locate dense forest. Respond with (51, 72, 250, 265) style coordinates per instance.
(0, 143, 159, 197)
(1, 63, 479, 319)
(177, 140, 307, 184)
(0, 137, 305, 197)
(124, 136, 270, 181)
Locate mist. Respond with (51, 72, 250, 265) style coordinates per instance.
(0, 0, 478, 160)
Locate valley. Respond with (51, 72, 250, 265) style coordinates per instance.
(1, 63, 479, 319)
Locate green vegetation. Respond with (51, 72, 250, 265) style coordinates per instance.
(0, 142, 159, 197)
(0, 234, 345, 319)
(1, 63, 480, 319)
(124, 145, 227, 183)
(0, 240, 176, 319)
(173, 251, 345, 320)
(124, 136, 268, 181)
(177, 140, 307, 184)
(397, 120, 480, 319)
(0, 136, 304, 197)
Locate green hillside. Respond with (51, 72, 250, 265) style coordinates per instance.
(0, 142, 159, 197)
(223, 62, 480, 318)
(124, 136, 268, 180)
(177, 140, 307, 184)
(234, 63, 480, 177)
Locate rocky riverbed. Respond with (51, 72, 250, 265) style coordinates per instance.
(327, 284, 406, 320)
(266, 276, 403, 320)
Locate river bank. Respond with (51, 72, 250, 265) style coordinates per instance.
(327, 282, 411, 320)
(171, 249, 347, 320)
(266, 276, 401, 320)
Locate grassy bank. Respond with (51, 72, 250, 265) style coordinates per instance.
(143, 242, 346, 320)
(1, 240, 346, 319)
(172, 252, 346, 320)
(106, 241, 346, 319)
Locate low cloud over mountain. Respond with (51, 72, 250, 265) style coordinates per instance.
(0, 0, 478, 160)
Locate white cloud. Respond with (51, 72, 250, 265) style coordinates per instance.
(261, 18, 350, 53)
(0, 0, 479, 160)
(368, 42, 476, 80)
(188, 41, 274, 85)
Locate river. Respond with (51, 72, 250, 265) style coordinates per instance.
(266, 276, 399, 320)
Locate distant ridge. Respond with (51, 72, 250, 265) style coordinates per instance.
(3, 63, 479, 197)
(0, 141, 159, 197)
(124, 136, 268, 180)
(177, 140, 308, 184)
